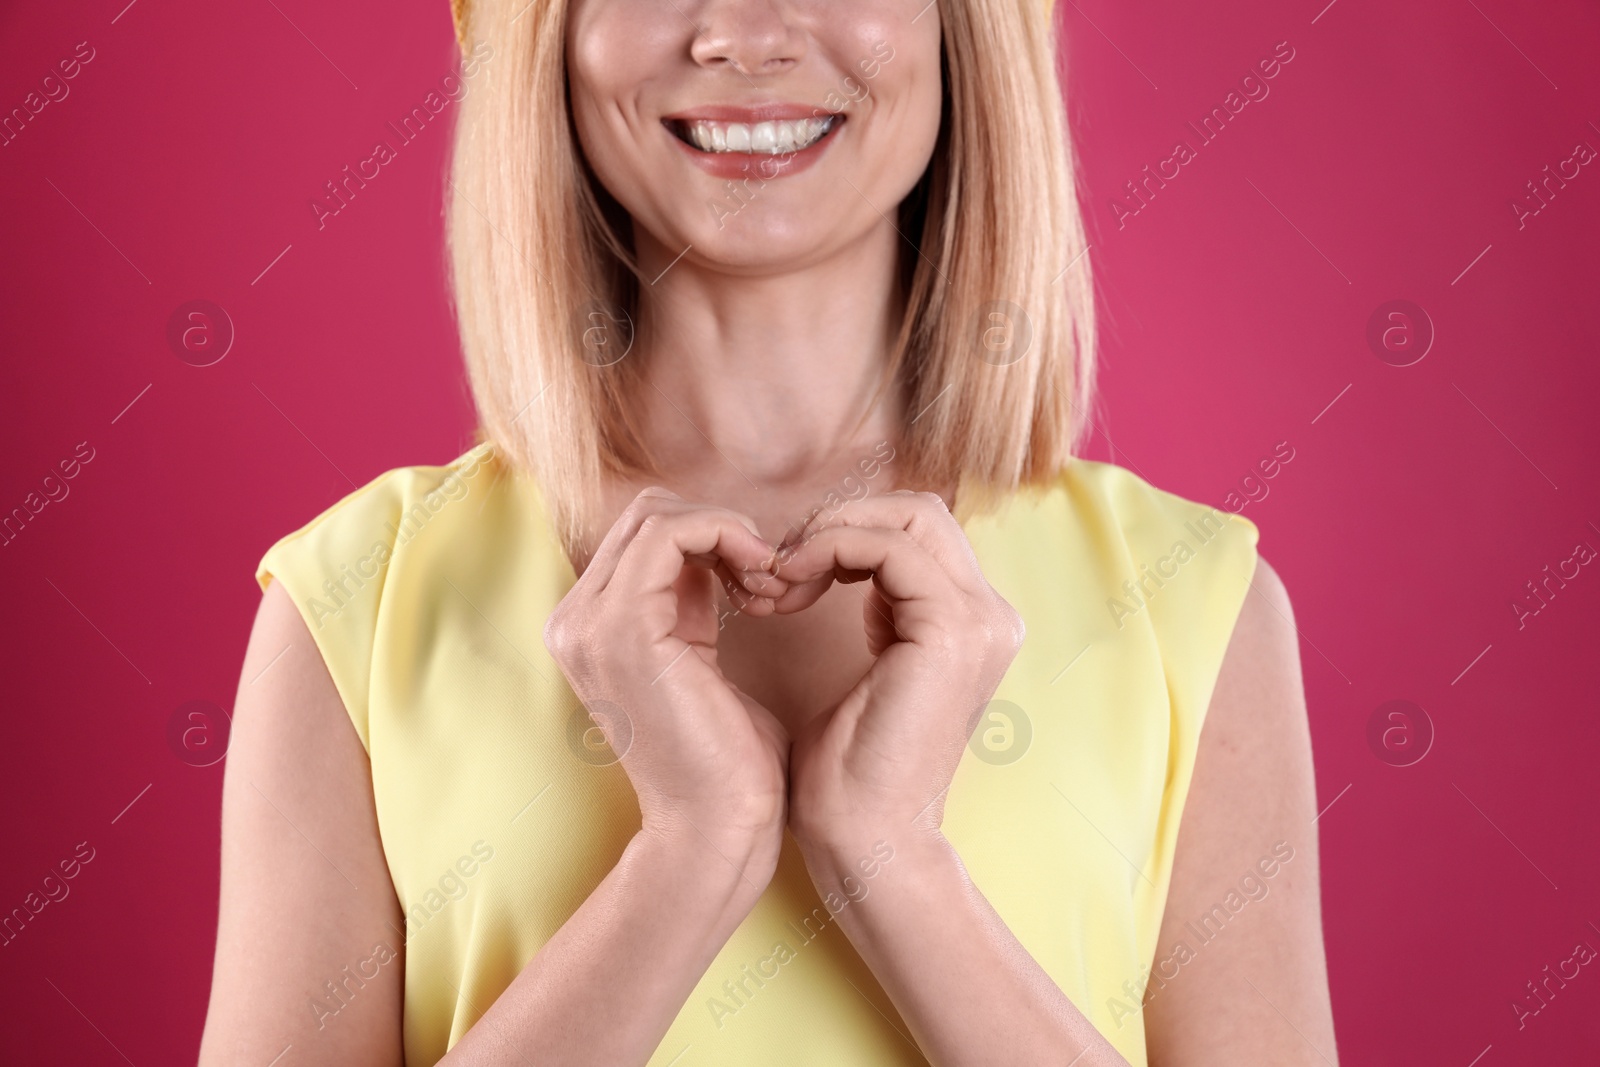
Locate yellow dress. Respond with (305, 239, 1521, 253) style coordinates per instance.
(256, 443, 1259, 1066)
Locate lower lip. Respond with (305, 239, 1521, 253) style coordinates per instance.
(665, 121, 842, 181)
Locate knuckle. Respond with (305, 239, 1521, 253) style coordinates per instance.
(990, 596, 1026, 651)
(542, 610, 572, 658)
(543, 603, 597, 666)
(621, 487, 675, 525)
(634, 512, 670, 541)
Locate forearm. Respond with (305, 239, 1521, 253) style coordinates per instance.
(440, 826, 772, 1066)
(799, 830, 1129, 1067)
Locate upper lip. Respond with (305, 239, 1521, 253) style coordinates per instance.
(662, 102, 843, 124)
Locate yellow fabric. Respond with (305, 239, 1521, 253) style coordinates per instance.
(256, 444, 1259, 1066)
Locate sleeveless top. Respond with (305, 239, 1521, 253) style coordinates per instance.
(255, 443, 1259, 1066)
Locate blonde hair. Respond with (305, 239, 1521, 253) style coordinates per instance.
(447, 0, 1094, 542)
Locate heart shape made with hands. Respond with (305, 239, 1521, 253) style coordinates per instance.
(698, 489, 1025, 836)
(547, 485, 1022, 849)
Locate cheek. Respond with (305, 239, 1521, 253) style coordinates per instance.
(837, 18, 942, 193)
(566, 9, 678, 192)
(567, 36, 630, 166)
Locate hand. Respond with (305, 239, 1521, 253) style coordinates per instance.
(772, 491, 1025, 857)
(543, 487, 792, 881)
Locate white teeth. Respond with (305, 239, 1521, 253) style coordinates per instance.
(676, 116, 836, 155)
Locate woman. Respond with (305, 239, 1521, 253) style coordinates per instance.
(200, 0, 1337, 1064)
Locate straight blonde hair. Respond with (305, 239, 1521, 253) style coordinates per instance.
(447, 0, 1095, 543)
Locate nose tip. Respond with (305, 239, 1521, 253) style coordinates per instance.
(688, 1, 806, 76)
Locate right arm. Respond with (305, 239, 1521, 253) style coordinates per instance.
(200, 491, 790, 1066)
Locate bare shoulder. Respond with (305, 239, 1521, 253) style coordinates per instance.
(198, 581, 404, 1065)
(1205, 555, 1310, 760)
(1245, 553, 1292, 619)
(1141, 553, 1339, 1065)
(1226, 554, 1301, 688)
(230, 581, 369, 782)
(1187, 552, 1315, 842)
(246, 577, 325, 694)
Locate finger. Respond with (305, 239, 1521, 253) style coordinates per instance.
(772, 525, 951, 613)
(792, 491, 987, 594)
(583, 489, 781, 598)
(862, 582, 898, 656)
(608, 509, 782, 601)
(574, 486, 685, 595)
(713, 560, 780, 617)
(673, 553, 786, 603)
(766, 561, 872, 614)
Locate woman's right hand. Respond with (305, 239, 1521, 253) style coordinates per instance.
(542, 486, 792, 882)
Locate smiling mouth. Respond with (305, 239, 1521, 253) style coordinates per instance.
(665, 115, 842, 156)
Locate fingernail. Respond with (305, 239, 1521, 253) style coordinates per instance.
(747, 570, 788, 592)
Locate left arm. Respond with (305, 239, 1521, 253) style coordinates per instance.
(1141, 557, 1338, 1065)
(775, 491, 1129, 1065)
(774, 499, 1336, 1065)
(796, 827, 1121, 1064)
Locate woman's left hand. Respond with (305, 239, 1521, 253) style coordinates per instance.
(768, 492, 1137, 1067)
(772, 490, 1026, 856)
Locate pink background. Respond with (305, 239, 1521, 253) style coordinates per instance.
(2, 0, 1598, 1063)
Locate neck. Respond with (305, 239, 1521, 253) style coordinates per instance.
(627, 218, 907, 491)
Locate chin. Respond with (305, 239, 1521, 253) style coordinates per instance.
(679, 209, 849, 275)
